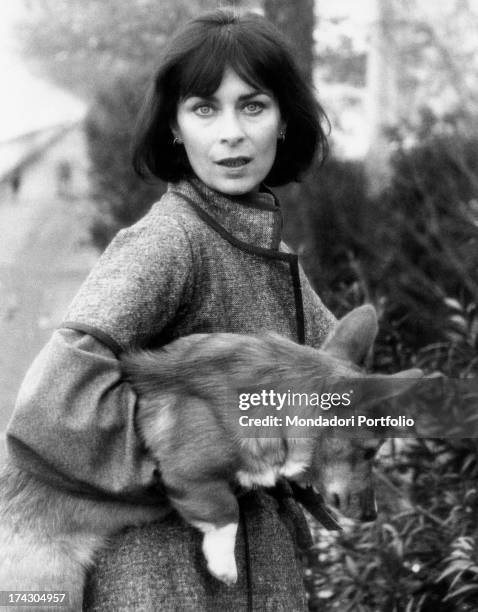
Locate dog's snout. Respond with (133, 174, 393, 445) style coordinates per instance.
(328, 490, 352, 512)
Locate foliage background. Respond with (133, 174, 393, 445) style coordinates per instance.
(16, 1, 478, 609)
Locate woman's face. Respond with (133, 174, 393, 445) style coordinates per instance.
(173, 68, 285, 195)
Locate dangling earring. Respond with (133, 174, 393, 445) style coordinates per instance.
(173, 136, 182, 145)
(278, 129, 286, 142)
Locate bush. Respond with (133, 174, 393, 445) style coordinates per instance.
(285, 129, 478, 611)
(278, 132, 478, 363)
(379, 134, 478, 354)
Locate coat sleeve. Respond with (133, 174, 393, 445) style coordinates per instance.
(6, 212, 195, 501)
(61, 211, 195, 351)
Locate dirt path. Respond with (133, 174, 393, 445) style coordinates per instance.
(0, 193, 98, 430)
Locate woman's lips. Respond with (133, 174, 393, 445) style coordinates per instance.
(216, 157, 252, 168)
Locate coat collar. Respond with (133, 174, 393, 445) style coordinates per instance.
(168, 177, 283, 251)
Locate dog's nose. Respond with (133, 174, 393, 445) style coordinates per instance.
(331, 492, 341, 509)
(360, 507, 377, 522)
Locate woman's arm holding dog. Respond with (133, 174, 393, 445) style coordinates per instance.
(6, 329, 164, 503)
(6, 208, 196, 502)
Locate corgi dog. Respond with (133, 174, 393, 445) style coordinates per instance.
(0, 305, 422, 608)
(122, 305, 422, 585)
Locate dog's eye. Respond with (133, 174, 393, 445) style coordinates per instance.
(363, 448, 377, 460)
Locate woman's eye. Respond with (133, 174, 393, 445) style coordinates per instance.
(194, 105, 214, 116)
(244, 102, 264, 114)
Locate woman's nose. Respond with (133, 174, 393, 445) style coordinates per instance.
(219, 112, 245, 145)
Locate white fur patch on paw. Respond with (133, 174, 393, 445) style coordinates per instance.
(201, 523, 238, 586)
(279, 459, 307, 478)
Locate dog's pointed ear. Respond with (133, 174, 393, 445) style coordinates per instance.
(322, 305, 378, 365)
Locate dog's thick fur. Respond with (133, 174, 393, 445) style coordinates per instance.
(0, 306, 421, 607)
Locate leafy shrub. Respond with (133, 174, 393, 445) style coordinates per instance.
(279, 131, 478, 363)
(379, 133, 478, 353)
(290, 126, 478, 611)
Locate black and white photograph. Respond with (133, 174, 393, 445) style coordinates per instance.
(0, 1, 477, 610)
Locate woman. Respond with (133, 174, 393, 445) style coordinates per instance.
(7, 9, 336, 611)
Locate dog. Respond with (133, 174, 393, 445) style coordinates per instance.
(0, 305, 422, 608)
(122, 304, 422, 584)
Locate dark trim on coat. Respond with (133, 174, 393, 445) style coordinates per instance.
(61, 322, 124, 357)
(170, 190, 306, 345)
(288, 257, 305, 345)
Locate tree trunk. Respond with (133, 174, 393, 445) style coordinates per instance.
(365, 0, 399, 195)
(263, 0, 315, 82)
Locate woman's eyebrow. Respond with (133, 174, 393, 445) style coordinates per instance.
(237, 91, 269, 101)
(187, 90, 269, 103)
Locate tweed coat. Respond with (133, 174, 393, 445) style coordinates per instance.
(7, 177, 336, 611)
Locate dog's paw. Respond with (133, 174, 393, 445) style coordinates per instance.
(207, 555, 238, 586)
(201, 522, 238, 586)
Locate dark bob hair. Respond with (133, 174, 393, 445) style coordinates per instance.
(132, 9, 329, 186)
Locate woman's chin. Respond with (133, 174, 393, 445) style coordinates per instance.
(201, 175, 261, 196)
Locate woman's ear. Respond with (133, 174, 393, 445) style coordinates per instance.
(169, 123, 183, 145)
(169, 120, 180, 140)
(278, 121, 287, 140)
